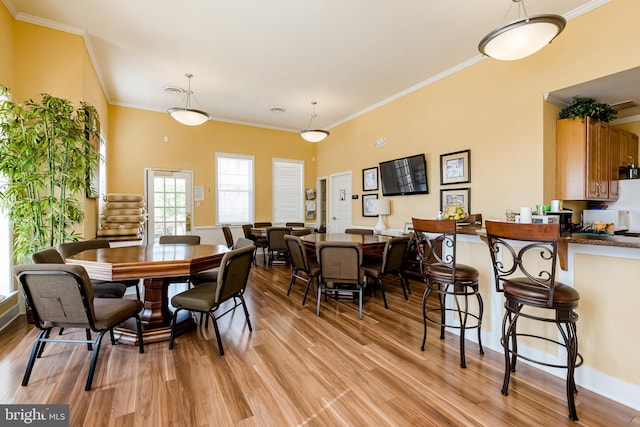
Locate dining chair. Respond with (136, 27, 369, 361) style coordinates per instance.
(265, 226, 291, 266)
(13, 263, 144, 391)
(316, 241, 365, 320)
(58, 239, 141, 299)
(191, 237, 254, 286)
(32, 247, 128, 299)
(159, 235, 201, 245)
(285, 222, 305, 227)
(221, 225, 234, 248)
(345, 228, 374, 235)
(362, 235, 412, 306)
(485, 221, 582, 421)
(411, 217, 484, 369)
(169, 245, 255, 356)
(284, 235, 320, 305)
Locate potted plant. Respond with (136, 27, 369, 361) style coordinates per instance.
(559, 96, 617, 122)
(0, 86, 100, 263)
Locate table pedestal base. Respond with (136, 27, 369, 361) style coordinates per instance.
(115, 277, 196, 345)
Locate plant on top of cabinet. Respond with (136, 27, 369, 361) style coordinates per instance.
(0, 85, 100, 263)
(559, 96, 617, 123)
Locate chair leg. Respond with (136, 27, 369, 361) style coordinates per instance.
(109, 328, 116, 345)
(398, 273, 409, 300)
(85, 330, 107, 391)
(168, 309, 181, 350)
(239, 295, 253, 332)
(454, 293, 468, 368)
(358, 288, 363, 320)
(377, 278, 388, 309)
(420, 285, 433, 351)
(135, 314, 145, 354)
(208, 313, 225, 356)
(302, 277, 313, 306)
(476, 290, 485, 355)
(438, 285, 447, 340)
(316, 284, 323, 316)
(134, 282, 141, 300)
(36, 328, 52, 358)
(501, 300, 520, 396)
(22, 329, 48, 386)
(559, 314, 580, 421)
(86, 329, 93, 351)
(287, 271, 297, 296)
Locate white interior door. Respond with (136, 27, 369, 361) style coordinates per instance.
(328, 171, 352, 233)
(145, 169, 193, 244)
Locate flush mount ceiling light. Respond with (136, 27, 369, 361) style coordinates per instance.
(167, 73, 211, 126)
(478, 0, 566, 61)
(298, 101, 329, 143)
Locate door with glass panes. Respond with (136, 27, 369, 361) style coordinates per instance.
(145, 169, 193, 244)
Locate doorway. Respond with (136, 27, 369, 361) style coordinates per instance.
(328, 171, 352, 233)
(145, 169, 194, 244)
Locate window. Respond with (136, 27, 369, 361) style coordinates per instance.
(273, 158, 304, 223)
(216, 153, 254, 224)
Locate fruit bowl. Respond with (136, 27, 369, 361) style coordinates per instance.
(442, 200, 468, 222)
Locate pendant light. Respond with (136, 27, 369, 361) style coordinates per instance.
(299, 101, 329, 143)
(478, 0, 566, 61)
(167, 74, 211, 126)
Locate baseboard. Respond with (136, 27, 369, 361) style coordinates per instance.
(0, 301, 20, 333)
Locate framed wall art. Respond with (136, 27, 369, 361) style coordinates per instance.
(440, 188, 470, 214)
(440, 149, 470, 185)
(362, 193, 378, 217)
(362, 166, 379, 191)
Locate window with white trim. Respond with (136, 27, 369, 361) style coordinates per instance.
(216, 153, 254, 224)
(273, 158, 304, 224)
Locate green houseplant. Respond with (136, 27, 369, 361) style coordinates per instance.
(559, 96, 617, 122)
(0, 86, 100, 263)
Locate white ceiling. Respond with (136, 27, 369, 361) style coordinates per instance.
(3, 0, 612, 132)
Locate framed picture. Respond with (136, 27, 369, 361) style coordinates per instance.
(440, 149, 470, 185)
(362, 193, 378, 217)
(440, 188, 470, 214)
(362, 167, 379, 191)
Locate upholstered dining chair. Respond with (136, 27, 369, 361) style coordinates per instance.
(265, 226, 291, 266)
(316, 241, 365, 319)
(221, 225, 234, 248)
(344, 228, 374, 235)
(361, 235, 412, 307)
(58, 239, 141, 299)
(159, 235, 201, 245)
(32, 247, 128, 299)
(13, 263, 144, 391)
(284, 234, 320, 305)
(169, 245, 255, 356)
(285, 222, 305, 227)
(485, 221, 582, 421)
(411, 217, 484, 369)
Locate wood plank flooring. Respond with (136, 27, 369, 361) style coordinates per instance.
(1, 261, 639, 426)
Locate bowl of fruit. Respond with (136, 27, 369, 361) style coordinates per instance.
(442, 200, 468, 222)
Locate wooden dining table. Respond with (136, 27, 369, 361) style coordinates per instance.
(65, 243, 229, 344)
(300, 233, 392, 255)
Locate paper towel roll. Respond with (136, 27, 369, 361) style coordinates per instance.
(551, 200, 561, 212)
(519, 207, 532, 224)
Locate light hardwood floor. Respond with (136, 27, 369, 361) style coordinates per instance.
(1, 261, 639, 426)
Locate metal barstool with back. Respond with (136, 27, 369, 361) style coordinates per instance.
(485, 221, 582, 421)
(411, 217, 484, 368)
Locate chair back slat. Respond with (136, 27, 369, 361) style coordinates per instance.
(59, 239, 110, 259)
(382, 236, 410, 273)
(159, 235, 201, 245)
(412, 218, 457, 281)
(485, 221, 560, 307)
(31, 248, 65, 264)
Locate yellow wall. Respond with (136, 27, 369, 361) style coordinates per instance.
(0, 2, 13, 87)
(107, 106, 317, 225)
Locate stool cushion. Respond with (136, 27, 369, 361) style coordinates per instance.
(504, 278, 580, 308)
(425, 263, 479, 281)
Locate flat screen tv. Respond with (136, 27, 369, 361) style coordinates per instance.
(379, 153, 428, 196)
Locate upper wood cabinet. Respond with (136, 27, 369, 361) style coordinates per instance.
(556, 117, 618, 201)
(615, 127, 639, 168)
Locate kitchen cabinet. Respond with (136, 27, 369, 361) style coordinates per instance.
(614, 126, 639, 170)
(556, 117, 618, 201)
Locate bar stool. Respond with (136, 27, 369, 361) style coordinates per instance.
(485, 221, 582, 421)
(411, 218, 484, 368)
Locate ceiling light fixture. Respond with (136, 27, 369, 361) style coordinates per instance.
(478, 0, 566, 61)
(167, 73, 211, 126)
(298, 101, 329, 143)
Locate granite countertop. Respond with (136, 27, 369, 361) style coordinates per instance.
(456, 224, 640, 270)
